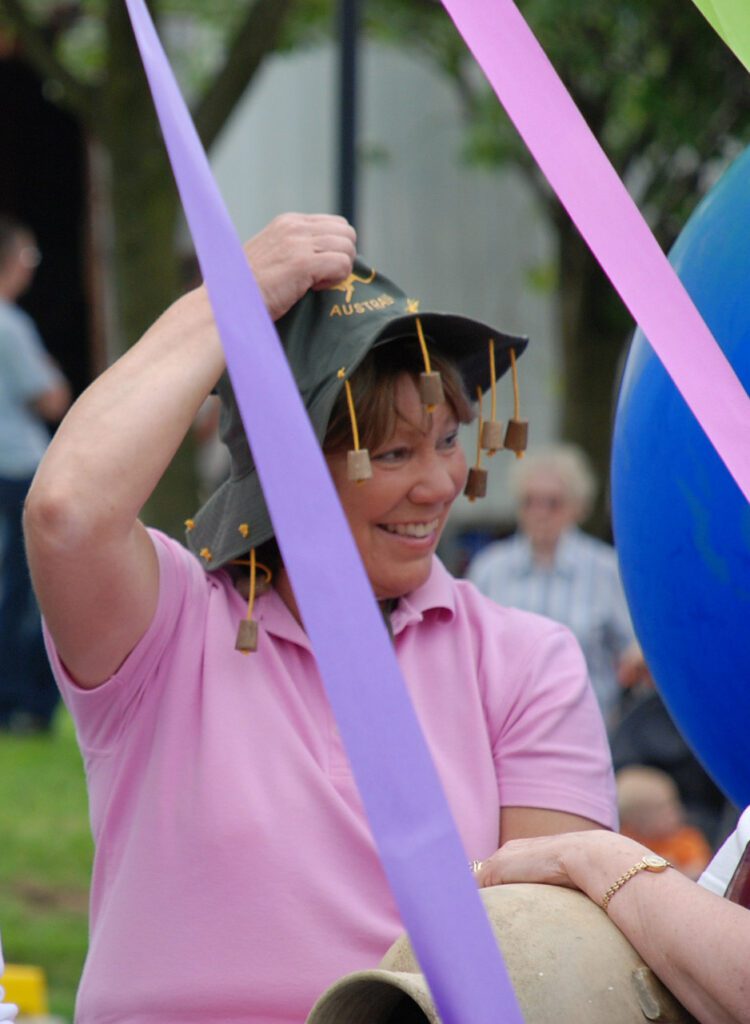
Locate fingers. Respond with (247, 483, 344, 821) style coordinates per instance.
(291, 211, 354, 233)
(475, 853, 516, 889)
(311, 229, 358, 261)
(309, 230, 358, 290)
(474, 836, 574, 890)
(308, 214, 358, 250)
(260, 212, 356, 257)
(244, 212, 357, 321)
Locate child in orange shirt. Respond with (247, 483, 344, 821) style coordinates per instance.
(617, 765, 712, 879)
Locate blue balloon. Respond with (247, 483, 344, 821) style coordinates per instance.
(612, 147, 750, 809)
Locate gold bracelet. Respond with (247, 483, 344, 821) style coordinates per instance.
(601, 853, 671, 913)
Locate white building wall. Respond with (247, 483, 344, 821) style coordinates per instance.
(211, 41, 561, 545)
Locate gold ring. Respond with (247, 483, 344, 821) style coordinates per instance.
(469, 860, 484, 873)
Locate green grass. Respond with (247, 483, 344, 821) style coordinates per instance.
(0, 711, 92, 1020)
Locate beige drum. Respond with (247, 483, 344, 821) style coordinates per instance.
(306, 884, 696, 1024)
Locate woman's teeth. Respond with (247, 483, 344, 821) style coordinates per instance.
(382, 520, 439, 538)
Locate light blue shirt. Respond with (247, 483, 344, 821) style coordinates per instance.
(0, 299, 59, 478)
(467, 528, 635, 724)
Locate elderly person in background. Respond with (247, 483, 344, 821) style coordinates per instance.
(467, 443, 645, 730)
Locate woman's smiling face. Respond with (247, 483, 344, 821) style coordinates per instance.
(327, 374, 468, 600)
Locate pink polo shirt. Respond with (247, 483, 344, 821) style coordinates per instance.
(47, 530, 615, 1024)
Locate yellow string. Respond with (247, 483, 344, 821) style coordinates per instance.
(489, 338, 497, 423)
(246, 548, 257, 622)
(475, 386, 484, 469)
(415, 317, 432, 374)
(338, 367, 361, 451)
(510, 348, 521, 420)
(230, 557, 273, 582)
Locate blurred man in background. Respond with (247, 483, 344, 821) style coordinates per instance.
(0, 215, 70, 732)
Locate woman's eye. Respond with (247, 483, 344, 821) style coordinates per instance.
(373, 446, 410, 463)
(440, 430, 459, 450)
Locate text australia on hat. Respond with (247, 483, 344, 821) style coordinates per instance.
(328, 268, 397, 318)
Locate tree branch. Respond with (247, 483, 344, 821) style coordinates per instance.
(0, 0, 96, 121)
(193, 0, 298, 152)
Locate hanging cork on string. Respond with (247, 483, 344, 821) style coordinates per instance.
(480, 338, 504, 455)
(338, 368, 372, 482)
(465, 386, 489, 501)
(415, 317, 444, 411)
(236, 618, 259, 654)
(503, 348, 528, 456)
(234, 530, 273, 654)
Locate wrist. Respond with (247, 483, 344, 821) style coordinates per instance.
(560, 831, 654, 904)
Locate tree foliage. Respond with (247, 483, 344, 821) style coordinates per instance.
(454, 3, 750, 238)
(3, 0, 749, 531)
(366, 0, 750, 528)
(0, 0, 305, 531)
(1, 0, 304, 337)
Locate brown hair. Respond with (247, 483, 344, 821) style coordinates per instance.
(323, 341, 474, 455)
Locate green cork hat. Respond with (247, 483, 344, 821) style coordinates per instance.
(185, 258, 528, 570)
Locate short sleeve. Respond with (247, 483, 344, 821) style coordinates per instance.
(481, 612, 618, 830)
(44, 531, 208, 755)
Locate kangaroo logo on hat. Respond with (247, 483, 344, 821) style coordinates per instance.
(329, 268, 376, 303)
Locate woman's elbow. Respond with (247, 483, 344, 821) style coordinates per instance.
(23, 473, 100, 562)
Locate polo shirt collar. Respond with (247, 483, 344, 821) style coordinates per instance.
(250, 556, 456, 647)
(389, 557, 456, 636)
(253, 586, 312, 650)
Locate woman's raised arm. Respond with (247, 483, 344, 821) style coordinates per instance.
(24, 213, 356, 688)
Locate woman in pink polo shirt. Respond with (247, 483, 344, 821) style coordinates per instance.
(25, 214, 616, 1024)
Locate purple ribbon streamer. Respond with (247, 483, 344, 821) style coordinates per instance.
(441, 0, 750, 505)
(123, 3, 524, 1022)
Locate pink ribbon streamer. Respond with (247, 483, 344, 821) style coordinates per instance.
(124, 1, 524, 1021)
(441, 0, 750, 504)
